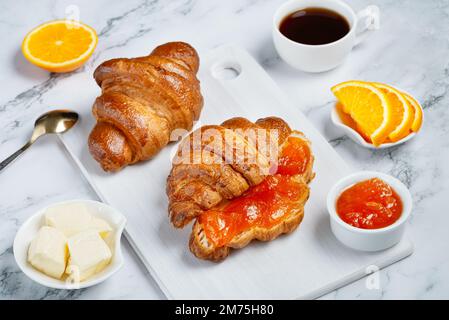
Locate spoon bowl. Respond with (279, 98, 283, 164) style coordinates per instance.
(31, 110, 79, 142)
(0, 109, 79, 171)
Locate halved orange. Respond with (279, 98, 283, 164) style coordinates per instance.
(402, 92, 423, 132)
(22, 20, 97, 73)
(372, 83, 414, 142)
(331, 81, 394, 146)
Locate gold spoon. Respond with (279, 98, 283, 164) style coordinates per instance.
(0, 110, 79, 171)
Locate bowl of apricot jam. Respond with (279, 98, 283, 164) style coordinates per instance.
(327, 171, 412, 251)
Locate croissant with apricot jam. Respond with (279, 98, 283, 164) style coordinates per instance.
(166, 117, 314, 261)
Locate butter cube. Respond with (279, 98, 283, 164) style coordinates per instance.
(66, 230, 112, 281)
(45, 203, 92, 237)
(28, 226, 68, 279)
(90, 217, 113, 238)
(45, 203, 113, 238)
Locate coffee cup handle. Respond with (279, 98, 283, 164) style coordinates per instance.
(355, 5, 380, 46)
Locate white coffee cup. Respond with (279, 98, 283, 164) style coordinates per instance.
(273, 0, 380, 72)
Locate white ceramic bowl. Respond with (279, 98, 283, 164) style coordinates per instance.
(327, 171, 412, 251)
(331, 106, 417, 149)
(13, 199, 126, 289)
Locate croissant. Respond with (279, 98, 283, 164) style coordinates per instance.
(167, 117, 292, 228)
(88, 42, 203, 171)
(166, 117, 315, 261)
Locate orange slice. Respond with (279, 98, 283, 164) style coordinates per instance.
(335, 102, 370, 142)
(372, 83, 414, 142)
(331, 81, 394, 146)
(402, 92, 423, 132)
(22, 20, 97, 73)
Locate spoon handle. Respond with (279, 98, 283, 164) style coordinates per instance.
(0, 141, 32, 172)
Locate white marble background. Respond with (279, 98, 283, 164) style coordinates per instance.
(0, 0, 448, 299)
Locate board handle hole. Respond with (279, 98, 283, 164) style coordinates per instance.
(211, 61, 241, 80)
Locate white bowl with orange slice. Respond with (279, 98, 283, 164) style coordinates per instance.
(331, 80, 423, 149)
(22, 19, 98, 73)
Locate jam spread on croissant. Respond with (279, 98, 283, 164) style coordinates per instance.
(198, 136, 311, 247)
(276, 136, 312, 175)
(336, 178, 402, 229)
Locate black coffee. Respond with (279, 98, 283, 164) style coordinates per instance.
(279, 7, 350, 45)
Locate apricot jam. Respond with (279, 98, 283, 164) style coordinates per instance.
(199, 136, 310, 247)
(336, 178, 403, 229)
(276, 136, 311, 175)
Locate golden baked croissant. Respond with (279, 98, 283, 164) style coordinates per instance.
(167, 117, 292, 228)
(166, 117, 315, 261)
(88, 42, 203, 171)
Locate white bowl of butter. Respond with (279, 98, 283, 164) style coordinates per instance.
(13, 199, 126, 289)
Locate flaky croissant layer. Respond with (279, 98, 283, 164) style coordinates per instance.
(88, 42, 203, 172)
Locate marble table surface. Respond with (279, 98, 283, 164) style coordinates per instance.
(1, 0, 448, 299)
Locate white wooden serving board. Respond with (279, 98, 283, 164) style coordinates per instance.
(59, 44, 413, 299)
